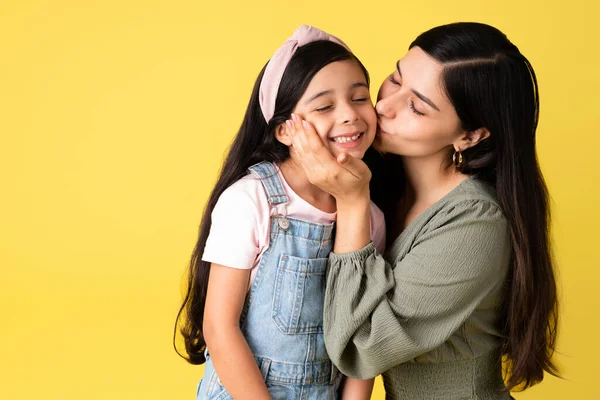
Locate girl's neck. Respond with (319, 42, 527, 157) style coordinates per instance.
(279, 159, 337, 213)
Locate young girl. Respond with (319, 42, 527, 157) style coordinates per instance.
(174, 25, 386, 400)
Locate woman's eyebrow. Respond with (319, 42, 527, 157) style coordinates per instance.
(412, 90, 440, 111)
(397, 60, 441, 112)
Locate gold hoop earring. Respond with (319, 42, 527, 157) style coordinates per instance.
(453, 150, 463, 167)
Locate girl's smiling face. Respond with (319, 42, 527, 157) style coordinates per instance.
(279, 59, 377, 160)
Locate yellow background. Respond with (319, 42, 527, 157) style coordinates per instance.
(1, 0, 598, 398)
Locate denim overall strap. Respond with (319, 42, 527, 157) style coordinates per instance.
(197, 161, 341, 399)
(247, 162, 290, 206)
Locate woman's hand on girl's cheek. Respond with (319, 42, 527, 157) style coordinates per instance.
(286, 113, 335, 179)
(286, 113, 371, 201)
(288, 113, 328, 159)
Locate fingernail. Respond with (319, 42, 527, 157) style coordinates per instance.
(302, 120, 308, 129)
(291, 113, 297, 122)
(286, 120, 293, 130)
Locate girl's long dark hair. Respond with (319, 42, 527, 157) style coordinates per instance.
(405, 22, 559, 390)
(174, 40, 369, 364)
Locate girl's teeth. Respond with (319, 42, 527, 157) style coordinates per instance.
(333, 133, 361, 143)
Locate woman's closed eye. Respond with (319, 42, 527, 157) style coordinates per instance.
(389, 75, 400, 85)
(409, 100, 425, 116)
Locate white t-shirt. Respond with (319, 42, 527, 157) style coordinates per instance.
(202, 167, 386, 288)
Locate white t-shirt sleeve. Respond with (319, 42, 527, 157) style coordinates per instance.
(202, 185, 261, 270)
(369, 201, 387, 253)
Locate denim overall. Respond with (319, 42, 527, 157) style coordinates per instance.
(196, 161, 342, 400)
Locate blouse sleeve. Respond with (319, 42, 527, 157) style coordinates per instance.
(323, 199, 510, 379)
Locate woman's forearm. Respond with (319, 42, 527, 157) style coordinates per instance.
(334, 194, 372, 253)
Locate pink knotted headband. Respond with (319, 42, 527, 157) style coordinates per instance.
(259, 25, 351, 123)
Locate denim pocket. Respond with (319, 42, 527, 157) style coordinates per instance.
(272, 254, 327, 334)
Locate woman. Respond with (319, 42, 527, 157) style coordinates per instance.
(284, 22, 559, 398)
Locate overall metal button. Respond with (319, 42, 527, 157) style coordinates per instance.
(278, 216, 290, 230)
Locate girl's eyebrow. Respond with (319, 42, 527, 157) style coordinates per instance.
(351, 82, 369, 89)
(304, 82, 369, 105)
(304, 90, 332, 104)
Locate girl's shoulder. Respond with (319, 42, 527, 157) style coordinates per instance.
(210, 173, 274, 228)
(217, 173, 269, 209)
(369, 201, 385, 227)
(369, 201, 386, 253)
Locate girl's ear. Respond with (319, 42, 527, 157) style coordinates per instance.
(275, 123, 292, 146)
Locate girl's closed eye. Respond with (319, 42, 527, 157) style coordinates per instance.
(315, 104, 333, 112)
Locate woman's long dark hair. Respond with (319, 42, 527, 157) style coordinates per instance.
(174, 40, 370, 364)
(406, 22, 559, 390)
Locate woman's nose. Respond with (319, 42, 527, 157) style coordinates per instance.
(376, 95, 397, 119)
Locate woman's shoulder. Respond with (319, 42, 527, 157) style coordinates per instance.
(424, 176, 507, 231)
(449, 176, 500, 206)
(439, 176, 503, 215)
(398, 177, 510, 266)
